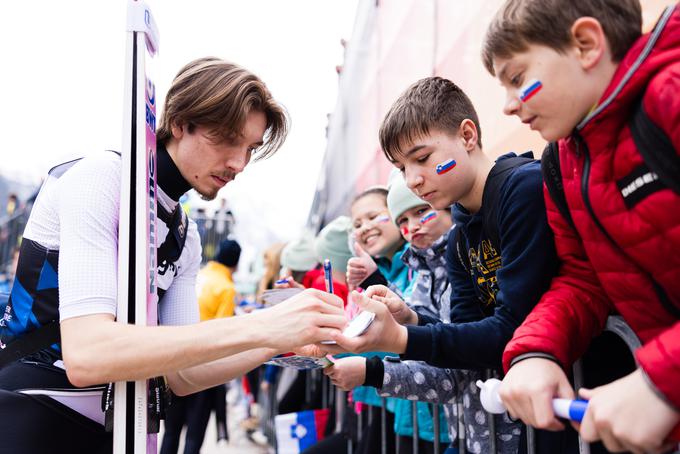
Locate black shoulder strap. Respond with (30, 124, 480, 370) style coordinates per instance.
(156, 203, 188, 265)
(454, 227, 471, 275)
(482, 152, 536, 248)
(541, 142, 576, 229)
(629, 96, 680, 195)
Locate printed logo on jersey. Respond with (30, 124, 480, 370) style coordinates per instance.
(468, 239, 501, 313)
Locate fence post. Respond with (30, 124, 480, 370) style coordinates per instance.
(336, 388, 345, 433)
(458, 401, 466, 453)
(433, 403, 440, 454)
(412, 400, 419, 454)
(381, 398, 387, 454)
(486, 370, 497, 454)
(322, 374, 328, 409)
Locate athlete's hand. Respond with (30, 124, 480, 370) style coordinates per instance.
(322, 291, 407, 355)
(274, 277, 304, 289)
(498, 357, 575, 431)
(578, 369, 680, 453)
(365, 285, 417, 325)
(324, 356, 367, 391)
(257, 288, 346, 352)
(346, 243, 377, 290)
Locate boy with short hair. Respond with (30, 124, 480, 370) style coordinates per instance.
(326, 76, 573, 452)
(482, 1, 680, 451)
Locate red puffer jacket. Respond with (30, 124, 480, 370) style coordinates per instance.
(504, 6, 680, 408)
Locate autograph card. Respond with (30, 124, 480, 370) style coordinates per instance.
(260, 288, 304, 305)
(264, 353, 335, 370)
(321, 311, 375, 345)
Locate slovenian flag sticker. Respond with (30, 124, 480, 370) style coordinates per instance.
(276, 409, 330, 453)
(436, 159, 456, 175)
(519, 79, 542, 102)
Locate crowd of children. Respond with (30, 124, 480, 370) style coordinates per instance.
(257, 1, 680, 453)
(1, 1, 676, 453)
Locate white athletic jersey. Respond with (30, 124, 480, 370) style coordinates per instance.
(18, 151, 202, 423)
(24, 151, 201, 326)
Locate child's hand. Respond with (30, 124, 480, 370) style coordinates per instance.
(365, 285, 417, 325)
(293, 344, 327, 358)
(346, 243, 378, 290)
(578, 369, 680, 453)
(322, 291, 407, 355)
(274, 277, 304, 289)
(324, 356, 367, 391)
(498, 357, 574, 431)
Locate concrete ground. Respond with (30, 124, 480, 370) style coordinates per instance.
(158, 382, 274, 454)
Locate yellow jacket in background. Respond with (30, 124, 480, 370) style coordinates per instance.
(196, 261, 236, 321)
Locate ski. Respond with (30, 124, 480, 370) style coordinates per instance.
(114, 1, 160, 453)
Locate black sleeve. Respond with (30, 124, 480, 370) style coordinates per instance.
(359, 269, 388, 289)
(402, 164, 559, 370)
(416, 311, 440, 326)
(363, 356, 385, 388)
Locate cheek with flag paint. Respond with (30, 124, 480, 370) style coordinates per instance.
(275, 409, 330, 453)
(420, 211, 437, 224)
(519, 78, 542, 102)
(436, 159, 456, 175)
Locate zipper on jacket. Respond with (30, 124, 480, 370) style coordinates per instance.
(577, 133, 680, 319)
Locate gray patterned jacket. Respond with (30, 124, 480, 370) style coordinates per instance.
(372, 227, 521, 453)
(379, 360, 521, 453)
(402, 229, 452, 322)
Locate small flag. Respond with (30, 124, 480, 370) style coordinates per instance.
(519, 79, 542, 102)
(420, 211, 437, 224)
(276, 409, 330, 453)
(436, 159, 456, 175)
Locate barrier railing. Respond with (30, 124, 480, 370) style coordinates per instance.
(257, 315, 679, 454)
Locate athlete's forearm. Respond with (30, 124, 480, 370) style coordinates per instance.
(167, 347, 278, 396)
(60, 312, 269, 387)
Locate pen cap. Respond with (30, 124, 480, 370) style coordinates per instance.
(477, 378, 507, 414)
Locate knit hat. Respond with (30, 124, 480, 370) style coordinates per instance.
(215, 239, 241, 268)
(386, 168, 426, 224)
(281, 230, 318, 272)
(314, 216, 353, 273)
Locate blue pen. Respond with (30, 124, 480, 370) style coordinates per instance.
(551, 398, 588, 422)
(323, 259, 334, 294)
(478, 379, 589, 422)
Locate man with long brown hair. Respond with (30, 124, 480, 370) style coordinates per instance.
(0, 57, 346, 452)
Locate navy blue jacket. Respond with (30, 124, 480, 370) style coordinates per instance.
(403, 155, 559, 370)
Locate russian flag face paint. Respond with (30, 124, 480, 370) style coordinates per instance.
(420, 211, 437, 224)
(375, 214, 390, 224)
(436, 159, 456, 175)
(401, 226, 409, 236)
(519, 79, 542, 102)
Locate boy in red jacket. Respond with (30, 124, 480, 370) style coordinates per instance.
(481, 1, 680, 452)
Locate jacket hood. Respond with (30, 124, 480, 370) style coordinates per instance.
(579, 5, 680, 133)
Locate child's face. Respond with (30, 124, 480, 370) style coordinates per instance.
(394, 204, 452, 250)
(493, 44, 600, 141)
(351, 194, 403, 258)
(391, 129, 475, 210)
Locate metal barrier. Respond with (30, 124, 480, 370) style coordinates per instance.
(257, 316, 679, 454)
(0, 209, 29, 271)
(191, 213, 233, 264)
